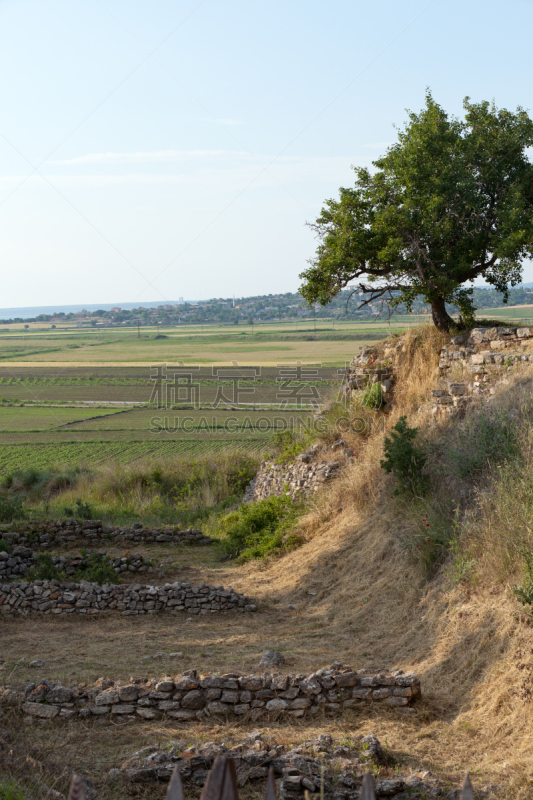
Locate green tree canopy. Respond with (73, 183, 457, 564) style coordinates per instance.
(299, 94, 533, 330)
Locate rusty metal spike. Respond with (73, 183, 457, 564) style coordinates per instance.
(200, 756, 229, 800)
(460, 773, 474, 800)
(265, 767, 277, 800)
(359, 771, 376, 800)
(221, 757, 239, 800)
(67, 775, 86, 800)
(166, 765, 185, 800)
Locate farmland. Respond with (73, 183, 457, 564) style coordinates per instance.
(0, 308, 521, 474)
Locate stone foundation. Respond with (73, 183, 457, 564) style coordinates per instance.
(117, 731, 444, 799)
(243, 450, 342, 502)
(0, 520, 213, 549)
(432, 325, 533, 415)
(0, 546, 152, 581)
(0, 664, 420, 722)
(0, 579, 256, 616)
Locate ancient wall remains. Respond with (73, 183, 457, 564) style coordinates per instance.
(0, 546, 152, 582)
(243, 449, 342, 502)
(0, 664, 420, 724)
(0, 579, 256, 616)
(431, 325, 533, 414)
(0, 520, 213, 549)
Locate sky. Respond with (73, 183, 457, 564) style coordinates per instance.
(1, 0, 533, 309)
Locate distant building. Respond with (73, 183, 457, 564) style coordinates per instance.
(111, 307, 121, 312)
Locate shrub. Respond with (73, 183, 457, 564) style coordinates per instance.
(380, 416, 427, 495)
(360, 382, 383, 409)
(513, 550, 533, 616)
(62, 498, 94, 519)
(0, 538, 12, 554)
(75, 552, 121, 584)
(214, 495, 304, 562)
(273, 430, 308, 464)
(26, 553, 63, 581)
(0, 495, 24, 523)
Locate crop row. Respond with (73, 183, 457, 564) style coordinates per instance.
(0, 439, 268, 473)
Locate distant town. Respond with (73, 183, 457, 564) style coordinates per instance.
(2, 284, 533, 326)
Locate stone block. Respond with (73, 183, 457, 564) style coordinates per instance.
(372, 688, 392, 700)
(136, 708, 157, 719)
(334, 671, 357, 688)
(448, 382, 467, 396)
(266, 698, 288, 711)
(111, 704, 135, 714)
(385, 696, 408, 707)
(289, 697, 311, 709)
(95, 691, 119, 705)
(207, 701, 229, 715)
(22, 702, 59, 719)
(118, 685, 140, 702)
(167, 709, 197, 720)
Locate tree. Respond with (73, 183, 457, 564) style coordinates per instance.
(299, 93, 533, 331)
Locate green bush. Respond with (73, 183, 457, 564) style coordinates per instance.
(76, 552, 120, 584)
(360, 382, 383, 409)
(513, 550, 533, 616)
(0, 495, 25, 523)
(26, 553, 63, 581)
(273, 430, 308, 464)
(62, 498, 94, 519)
(214, 495, 303, 562)
(0, 779, 24, 800)
(380, 416, 427, 495)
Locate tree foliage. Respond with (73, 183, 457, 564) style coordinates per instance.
(300, 93, 533, 330)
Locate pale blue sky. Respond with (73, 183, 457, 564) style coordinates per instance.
(1, 0, 532, 308)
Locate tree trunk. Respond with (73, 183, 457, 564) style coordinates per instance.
(430, 297, 454, 332)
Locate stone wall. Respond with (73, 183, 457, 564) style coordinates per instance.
(243, 452, 342, 502)
(431, 325, 533, 414)
(0, 664, 420, 724)
(117, 731, 444, 800)
(343, 347, 395, 412)
(0, 546, 152, 582)
(0, 579, 256, 616)
(0, 520, 213, 549)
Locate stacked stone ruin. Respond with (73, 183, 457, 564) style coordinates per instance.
(243, 450, 342, 502)
(0, 546, 152, 581)
(0, 664, 420, 723)
(0, 579, 256, 616)
(431, 325, 533, 414)
(0, 520, 213, 549)
(343, 348, 395, 411)
(117, 731, 443, 799)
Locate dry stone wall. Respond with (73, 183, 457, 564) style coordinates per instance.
(431, 325, 533, 414)
(0, 579, 256, 616)
(117, 731, 445, 800)
(0, 520, 213, 549)
(0, 664, 420, 724)
(0, 546, 152, 581)
(343, 347, 395, 411)
(243, 451, 342, 502)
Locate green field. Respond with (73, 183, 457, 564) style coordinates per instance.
(0, 438, 271, 472)
(0, 406, 126, 432)
(0, 316, 421, 473)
